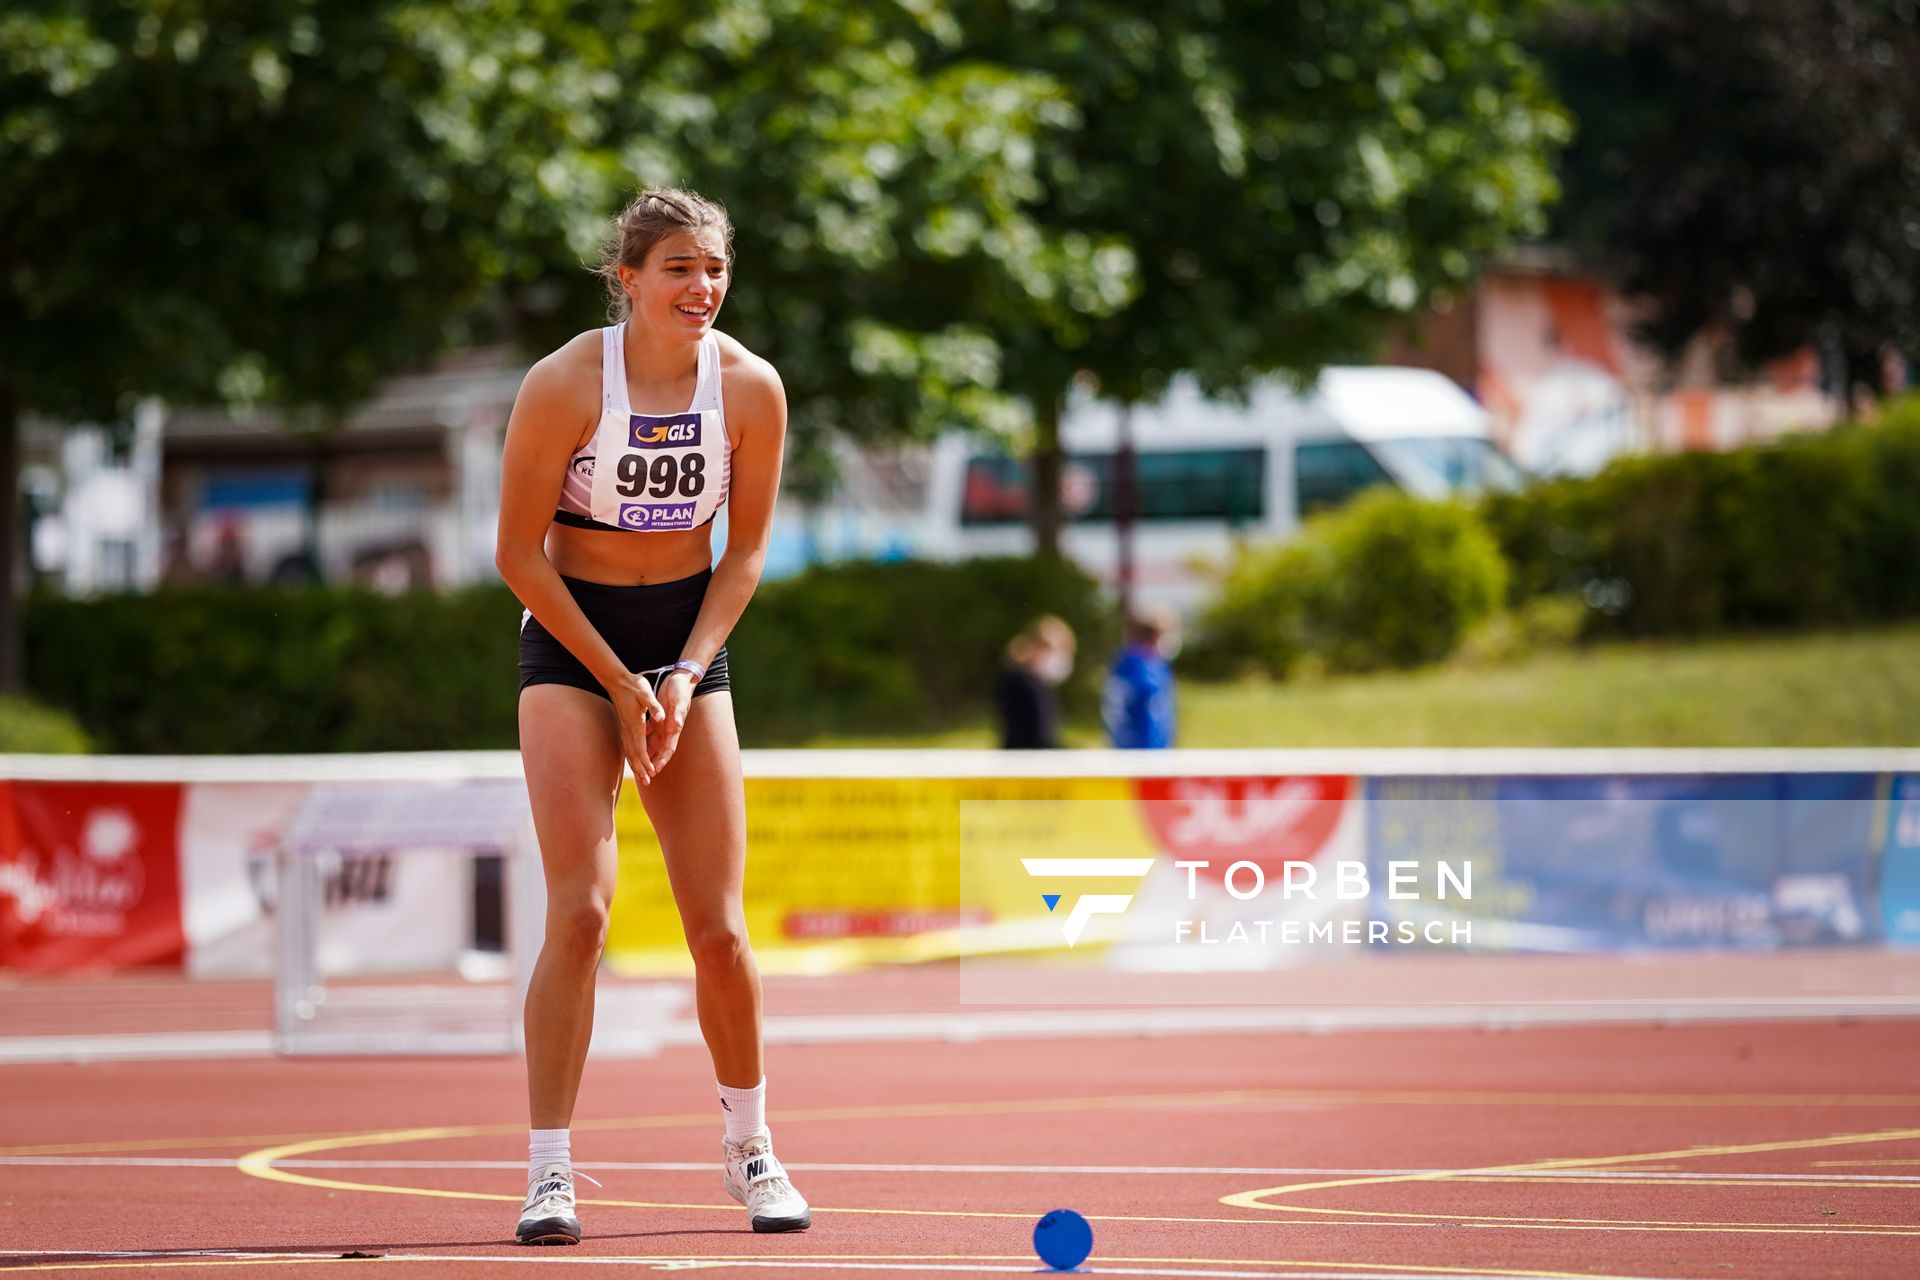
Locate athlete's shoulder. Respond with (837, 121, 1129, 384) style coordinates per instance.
(714, 330, 779, 395)
(533, 328, 608, 383)
(518, 329, 605, 403)
(512, 330, 607, 434)
(710, 330, 783, 426)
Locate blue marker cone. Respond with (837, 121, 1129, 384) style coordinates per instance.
(1033, 1208, 1093, 1271)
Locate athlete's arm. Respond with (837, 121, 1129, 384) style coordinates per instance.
(647, 337, 787, 770)
(497, 334, 667, 783)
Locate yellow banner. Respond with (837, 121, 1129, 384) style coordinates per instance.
(605, 775, 1140, 974)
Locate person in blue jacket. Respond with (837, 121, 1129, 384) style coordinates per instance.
(1103, 605, 1178, 749)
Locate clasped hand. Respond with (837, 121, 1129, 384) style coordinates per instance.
(612, 668, 695, 786)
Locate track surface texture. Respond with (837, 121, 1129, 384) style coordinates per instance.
(3, 960, 1919, 1280)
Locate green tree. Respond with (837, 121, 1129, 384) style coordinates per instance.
(0, 0, 575, 689)
(945, 0, 1570, 553)
(1536, 0, 1920, 391)
(1, 0, 1116, 690)
(432, 0, 1131, 468)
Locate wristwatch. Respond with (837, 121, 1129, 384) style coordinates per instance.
(665, 658, 706, 685)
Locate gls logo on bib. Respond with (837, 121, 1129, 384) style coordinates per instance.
(630, 413, 702, 449)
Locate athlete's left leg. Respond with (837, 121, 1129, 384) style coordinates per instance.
(640, 691, 809, 1232)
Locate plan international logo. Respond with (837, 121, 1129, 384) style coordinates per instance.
(617, 502, 698, 530)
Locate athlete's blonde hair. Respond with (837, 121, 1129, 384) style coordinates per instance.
(596, 187, 735, 321)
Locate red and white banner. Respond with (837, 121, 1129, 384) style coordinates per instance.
(0, 780, 474, 976)
(0, 781, 186, 971)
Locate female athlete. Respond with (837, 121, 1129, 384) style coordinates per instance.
(495, 187, 808, 1244)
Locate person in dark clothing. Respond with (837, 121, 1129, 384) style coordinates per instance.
(995, 615, 1076, 749)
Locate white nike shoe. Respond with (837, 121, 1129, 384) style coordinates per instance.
(517, 1162, 584, 1245)
(722, 1133, 811, 1233)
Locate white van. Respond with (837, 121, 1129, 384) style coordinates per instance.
(922, 365, 1524, 608)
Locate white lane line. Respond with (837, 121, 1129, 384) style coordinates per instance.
(3, 1156, 1918, 1185)
(9, 998, 1920, 1064)
(0, 1254, 1677, 1280)
(0, 1032, 275, 1064)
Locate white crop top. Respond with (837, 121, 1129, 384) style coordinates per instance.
(553, 323, 731, 532)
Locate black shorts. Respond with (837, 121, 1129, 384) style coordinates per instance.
(518, 569, 731, 702)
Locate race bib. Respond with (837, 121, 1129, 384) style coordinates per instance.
(587, 408, 725, 532)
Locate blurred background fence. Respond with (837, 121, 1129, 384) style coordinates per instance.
(3, 751, 1917, 985)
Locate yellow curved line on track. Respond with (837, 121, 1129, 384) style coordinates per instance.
(236, 1119, 1401, 1228)
(232, 1123, 1920, 1239)
(1421, 1175, 1920, 1190)
(231, 1132, 1332, 1226)
(1220, 1126, 1920, 1234)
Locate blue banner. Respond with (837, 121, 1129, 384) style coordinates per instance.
(1367, 774, 1880, 950)
(1880, 774, 1920, 945)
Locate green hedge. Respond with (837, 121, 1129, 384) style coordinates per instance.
(1483, 402, 1920, 635)
(729, 555, 1113, 742)
(1190, 403, 1920, 681)
(25, 585, 524, 754)
(23, 556, 1112, 753)
(0, 694, 91, 753)
(1188, 489, 1507, 678)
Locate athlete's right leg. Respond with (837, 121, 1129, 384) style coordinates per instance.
(516, 682, 624, 1243)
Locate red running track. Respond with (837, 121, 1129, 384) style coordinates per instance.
(3, 1009, 1919, 1279)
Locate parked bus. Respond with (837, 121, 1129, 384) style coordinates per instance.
(923, 366, 1525, 609)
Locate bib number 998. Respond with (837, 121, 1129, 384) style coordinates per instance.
(616, 452, 707, 499)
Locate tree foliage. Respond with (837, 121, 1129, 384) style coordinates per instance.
(526, 1, 1133, 464)
(5, 0, 1571, 458)
(937, 0, 1569, 547)
(5, 1, 533, 418)
(954, 0, 1567, 399)
(3, 1, 1574, 683)
(3, 0, 571, 683)
(1536, 0, 1920, 388)
(0, 0, 1110, 682)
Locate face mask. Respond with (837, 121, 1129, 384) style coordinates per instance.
(1033, 650, 1073, 685)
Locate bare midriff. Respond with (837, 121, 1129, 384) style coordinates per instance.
(542, 523, 716, 586)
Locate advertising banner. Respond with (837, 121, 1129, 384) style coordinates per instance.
(0, 780, 186, 970)
(1107, 775, 1365, 966)
(1368, 774, 1880, 950)
(180, 782, 477, 979)
(606, 773, 1360, 973)
(1879, 774, 1920, 945)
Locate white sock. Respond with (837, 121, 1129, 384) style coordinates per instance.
(717, 1078, 767, 1144)
(529, 1128, 570, 1182)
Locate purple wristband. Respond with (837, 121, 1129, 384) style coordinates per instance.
(666, 659, 706, 684)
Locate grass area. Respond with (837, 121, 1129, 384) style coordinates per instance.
(800, 623, 1920, 749)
